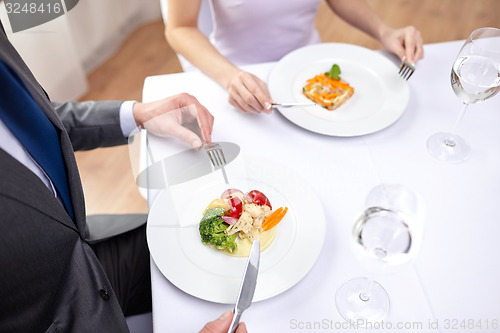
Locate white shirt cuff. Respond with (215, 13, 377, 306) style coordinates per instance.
(119, 100, 139, 137)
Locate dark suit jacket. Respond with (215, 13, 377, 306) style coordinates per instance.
(0, 23, 131, 332)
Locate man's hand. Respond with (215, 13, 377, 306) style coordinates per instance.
(132, 93, 214, 149)
(199, 310, 248, 333)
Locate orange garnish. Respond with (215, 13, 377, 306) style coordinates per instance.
(262, 207, 288, 231)
(263, 207, 282, 225)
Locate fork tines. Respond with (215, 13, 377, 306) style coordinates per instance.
(204, 143, 229, 184)
(205, 143, 226, 167)
(399, 59, 415, 80)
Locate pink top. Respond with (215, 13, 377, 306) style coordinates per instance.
(208, 0, 323, 65)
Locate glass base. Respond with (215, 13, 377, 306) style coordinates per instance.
(427, 132, 471, 163)
(335, 277, 390, 326)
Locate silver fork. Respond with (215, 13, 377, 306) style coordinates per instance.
(399, 58, 415, 80)
(271, 102, 317, 108)
(204, 142, 229, 184)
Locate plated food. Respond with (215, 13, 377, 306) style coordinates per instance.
(199, 188, 288, 257)
(147, 156, 326, 303)
(268, 43, 409, 136)
(302, 63, 354, 110)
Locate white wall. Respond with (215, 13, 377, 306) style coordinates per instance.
(0, 0, 161, 101)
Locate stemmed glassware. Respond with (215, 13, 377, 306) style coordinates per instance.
(336, 184, 424, 325)
(427, 27, 500, 163)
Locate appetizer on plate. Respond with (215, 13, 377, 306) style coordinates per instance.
(303, 64, 354, 110)
(199, 188, 288, 257)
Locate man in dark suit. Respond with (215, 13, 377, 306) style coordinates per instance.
(0, 19, 247, 333)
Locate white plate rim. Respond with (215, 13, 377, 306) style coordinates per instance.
(268, 43, 410, 136)
(146, 157, 326, 304)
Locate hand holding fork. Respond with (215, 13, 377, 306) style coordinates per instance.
(399, 57, 415, 80)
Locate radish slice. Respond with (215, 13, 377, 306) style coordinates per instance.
(221, 188, 244, 200)
(220, 215, 238, 225)
(244, 192, 253, 203)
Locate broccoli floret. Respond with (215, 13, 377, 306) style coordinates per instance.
(201, 207, 226, 222)
(199, 208, 237, 252)
(211, 232, 237, 252)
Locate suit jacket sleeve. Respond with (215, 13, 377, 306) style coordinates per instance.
(51, 100, 128, 151)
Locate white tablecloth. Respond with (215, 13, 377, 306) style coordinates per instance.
(142, 40, 500, 332)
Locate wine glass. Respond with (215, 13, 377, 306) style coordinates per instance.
(336, 184, 424, 325)
(427, 27, 500, 163)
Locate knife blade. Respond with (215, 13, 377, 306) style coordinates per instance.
(227, 240, 260, 333)
(136, 141, 240, 188)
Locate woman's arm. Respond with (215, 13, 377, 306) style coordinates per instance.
(166, 0, 236, 89)
(165, 0, 272, 114)
(326, 0, 424, 63)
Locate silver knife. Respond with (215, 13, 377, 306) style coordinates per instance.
(227, 240, 260, 333)
(136, 141, 240, 188)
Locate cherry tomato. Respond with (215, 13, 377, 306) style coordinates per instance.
(226, 197, 243, 219)
(246, 190, 272, 209)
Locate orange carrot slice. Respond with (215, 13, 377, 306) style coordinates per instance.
(262, 207, 288, 231)
(263, 207, 283, 227)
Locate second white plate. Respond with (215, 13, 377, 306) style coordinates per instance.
(268, 43, 410, 136)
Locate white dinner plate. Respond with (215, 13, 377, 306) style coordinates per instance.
(268, 43, 410, 136)
(146, 156, 325, 304)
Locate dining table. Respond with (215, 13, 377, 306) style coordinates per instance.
(140, 40, 500, 332)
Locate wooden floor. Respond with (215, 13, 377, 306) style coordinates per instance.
(75, 0, 500, 216)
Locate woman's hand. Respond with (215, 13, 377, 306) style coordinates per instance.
(325, 0, 424, 65)
(380, 25, 424, 64)
(226, 70, 273, 114)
